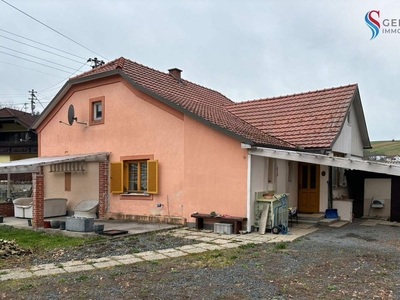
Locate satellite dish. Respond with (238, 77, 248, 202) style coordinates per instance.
(68, 105, 76, 125)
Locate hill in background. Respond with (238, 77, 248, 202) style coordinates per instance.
(364, 140, 400, 157)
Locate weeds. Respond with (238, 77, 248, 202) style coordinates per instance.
(238, 243, 256, 249)
(275, 242, 288, 250)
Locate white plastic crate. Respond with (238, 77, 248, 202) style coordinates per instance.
(214, 223, 233, 234)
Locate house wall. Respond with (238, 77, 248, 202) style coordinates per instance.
(44, 163, 99, 213)
(38, 76, 250, 222)
(184, 116, 248, 223)
(38, 77, 185, 218)
(332, 104, 364, 157)
(249, 156, 297, 226)
(364, 178, 391, 218)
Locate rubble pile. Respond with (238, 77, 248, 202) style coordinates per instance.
(0, 239, 32, 258)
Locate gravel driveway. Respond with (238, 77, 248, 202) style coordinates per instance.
(0, 219, 399, 299)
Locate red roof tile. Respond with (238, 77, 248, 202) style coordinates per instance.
(0, 108, 39, 128)
(72, 57, 292, 148)
(226, 84, 357, 149)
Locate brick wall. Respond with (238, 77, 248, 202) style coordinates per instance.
(98, 162, 109, 218)
(0, 202, 14, 217)
(32, 167, 44, 228)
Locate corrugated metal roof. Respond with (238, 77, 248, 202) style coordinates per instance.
(0, 152, 109, 174)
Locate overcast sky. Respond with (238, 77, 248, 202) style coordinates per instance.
(0, 0, 398, 141)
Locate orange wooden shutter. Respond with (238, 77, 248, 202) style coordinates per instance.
(147, 160, 158, 194)
(110, 162, 123, 193)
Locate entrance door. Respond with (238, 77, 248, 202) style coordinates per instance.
(298, 163, 320, 213)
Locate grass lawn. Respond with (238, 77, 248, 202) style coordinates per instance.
(0, 225, 104, 250)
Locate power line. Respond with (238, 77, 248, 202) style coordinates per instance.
(0, 45, 79, 71)
(0, 34, 84, 64)
(0, 60, 65, 78)
(0, 50, 74, 74)
(38, 61, 89, 92)
(1, 0, 108, 61)
(0, 28, 87, 60)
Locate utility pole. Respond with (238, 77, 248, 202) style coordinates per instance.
(28, 89, 37, 115)
(87, 57, 105, 69)
(22, 102, 28, 113)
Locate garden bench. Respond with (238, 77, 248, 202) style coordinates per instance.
(191, 213, 247, 234)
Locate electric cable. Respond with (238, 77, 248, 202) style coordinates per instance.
(1, 0, 108, 61)
(0, 34, 84, 64)
(0, 45, 80, 71)
(0, 50, 74, 74)
(0, 28, 87, 60)
(0, 60, 64, 78)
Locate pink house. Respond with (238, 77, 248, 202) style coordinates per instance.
(21, 57, 400, 229)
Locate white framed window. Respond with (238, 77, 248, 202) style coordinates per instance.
(89, 96, 105, 125)
(93, 102, 102, 120)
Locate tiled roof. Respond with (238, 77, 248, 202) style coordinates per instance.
(226, 84, 358, 149)
(0, 108, 39, 129)
(72, 57, 292, 148)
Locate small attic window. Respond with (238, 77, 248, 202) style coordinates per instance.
(89, 96, 105, 126)
(347, 110, 351, 125)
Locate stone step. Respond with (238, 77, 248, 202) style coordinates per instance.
(297, 219, 319, 225)
(297, 213, 325, 221)
(318, 218, 340, 227)
(329, 220, 350, 228)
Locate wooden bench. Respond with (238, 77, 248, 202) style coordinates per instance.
(191, 213, 247, 234)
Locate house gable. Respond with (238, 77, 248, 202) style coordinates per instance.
(226, 84, 370, 152)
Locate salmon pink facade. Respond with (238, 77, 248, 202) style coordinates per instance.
(35, 72, 249, 224)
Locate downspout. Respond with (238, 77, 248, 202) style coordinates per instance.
(328, 166, 333, 209)
(246, 153, 252, 232)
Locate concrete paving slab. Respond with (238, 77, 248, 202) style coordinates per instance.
(117, 257, 144, 264)
(135, 251, 157, 257)
(176, 245, 197, 251)
(0, 271, 33, 281)
(60, 260, 86, 267)
(63, 264, 95, 273)
(219, 243, 241, 249)
(361, 220, 380, 226)
(93, 260, 122, 269)
(194, 236, 217, 242)
(85, 257, 112, 263)
(379, 221, 400, 227)
(182, 247, 208, 254)
(33, 268, 66, 276)
(30, 263, 60, 271)
(211, 239, 232, 244)
(197, 244, 223, 251)
(112, 254, 139, 260)
(157, 250, 187, 258)
(140, 254, 168, 261)
(0, 216, 180, 237)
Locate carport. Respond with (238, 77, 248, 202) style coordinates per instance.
(248, 147, 400, 224)
(0, 152, 109, 228)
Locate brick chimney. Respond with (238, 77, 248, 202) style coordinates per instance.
(168, 68, 182, 81)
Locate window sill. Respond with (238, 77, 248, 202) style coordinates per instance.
(120, 193, 153, 201)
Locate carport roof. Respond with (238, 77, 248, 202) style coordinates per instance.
(0, 152, 109, 174)
(249, 147, 400, 176)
